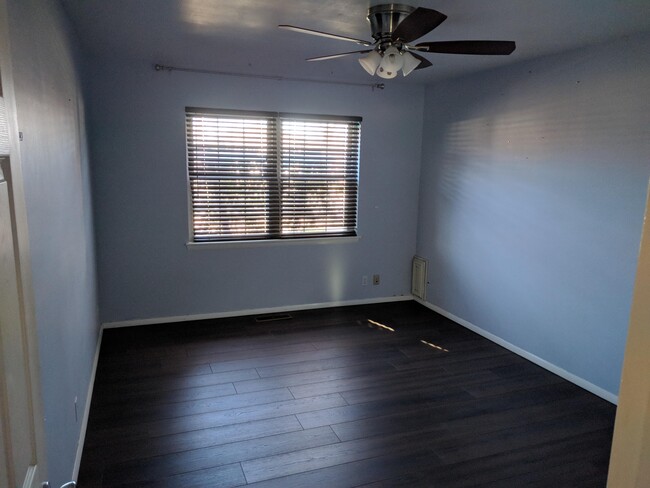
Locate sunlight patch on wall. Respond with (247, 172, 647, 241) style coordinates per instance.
(443, 69, 645, 161)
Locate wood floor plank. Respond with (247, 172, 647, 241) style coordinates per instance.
(117, 462, 247, 488)
(288, 365, 448, 399)
(101, 341, 319, 369)
(296, 389, 473, 429)
(101, 426, 340, 487)
(331, 383, 600, 442)
(208, 343, 402, 374)
(243, 448, 439, 488)
(461, 370, 565, 397)
(90, 381, 237, 407)
(185, 333, 321, 357)
(95, 361, 213, 383)
(93, 367, 260, 396)
(356, 429, 612, 487)
(88, 393, 347, 445)
(85, 415, 304, 463)
(255, 350, 405, 378)
(339, 369, 498, 405)
(241, 430, 442, 484)
(89, 387, 295, 427)
(388, 344, 510, 369)
(78, 301, 615, 487)
(434, 409, 614, 465)
(234, 360, 397, 394)
(477, 458, 606, 488)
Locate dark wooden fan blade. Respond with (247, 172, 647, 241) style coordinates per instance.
(416, 41, 516, 55)
(279, 25, 373, 46)
(410, 52, 433, 70)
(391, 8, 447, 43)
(306, 50, 372, 62)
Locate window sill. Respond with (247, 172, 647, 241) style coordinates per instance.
(186, 235, 360, 250)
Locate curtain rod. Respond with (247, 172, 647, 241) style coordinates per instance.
(154, 64, 385, 91)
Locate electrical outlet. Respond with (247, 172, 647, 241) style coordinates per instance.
(373, 274, 380, 285)
(362, 275, 368, 286)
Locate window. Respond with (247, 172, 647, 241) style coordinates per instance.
(185, 108, 360, 243)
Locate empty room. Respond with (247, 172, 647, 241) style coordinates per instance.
(1, 0, 649, 487)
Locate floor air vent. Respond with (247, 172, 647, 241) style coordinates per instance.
(412, 256, 428, 300)
(255, 312, 293, 323)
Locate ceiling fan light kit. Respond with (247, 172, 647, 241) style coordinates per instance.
(279, 3, 516, 80)
(358, 47, 421, 77)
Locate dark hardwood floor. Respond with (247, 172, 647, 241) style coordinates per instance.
(78, 301, 616, 487)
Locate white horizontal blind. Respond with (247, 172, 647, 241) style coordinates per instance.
(280, 115, 359, 237)
(186, 109, 278, 241)
(186, 108, 360, 242)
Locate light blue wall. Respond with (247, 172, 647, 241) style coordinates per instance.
(86, 61, 424, 323)
(7, 0, 99, 485)
(416, 32, 650, 397)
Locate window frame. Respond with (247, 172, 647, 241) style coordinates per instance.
(185, 107, 361, 246)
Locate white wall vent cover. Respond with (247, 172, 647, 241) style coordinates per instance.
(0, 97, 9, 156)
(412, 256, 428, 300)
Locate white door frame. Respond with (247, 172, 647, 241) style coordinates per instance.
(0, 0, 49, 485)
(607, 182, 650, 486)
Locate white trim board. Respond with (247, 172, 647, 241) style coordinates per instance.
(72, 326, 103, 482)
(102, 295, 414, 329)
(415, 298, 618, 405)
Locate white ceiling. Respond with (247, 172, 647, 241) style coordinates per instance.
(61, 0, 650, 85)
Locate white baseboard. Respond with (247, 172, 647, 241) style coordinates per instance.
(102, 295, 414, 329)
(72, 325, 103, 481)
(415, 298, 618, 405)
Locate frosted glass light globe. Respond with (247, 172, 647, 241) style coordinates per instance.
(358, 50, 382, 75)
(401, 51, 422, 76)
(381, 46, 403, 70)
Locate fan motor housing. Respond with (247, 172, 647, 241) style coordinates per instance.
(367, 4, 415, 43)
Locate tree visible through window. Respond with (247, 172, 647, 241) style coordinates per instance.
(186, 108, 360, 242)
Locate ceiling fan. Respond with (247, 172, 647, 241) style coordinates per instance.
(279, 4, 516, 79)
